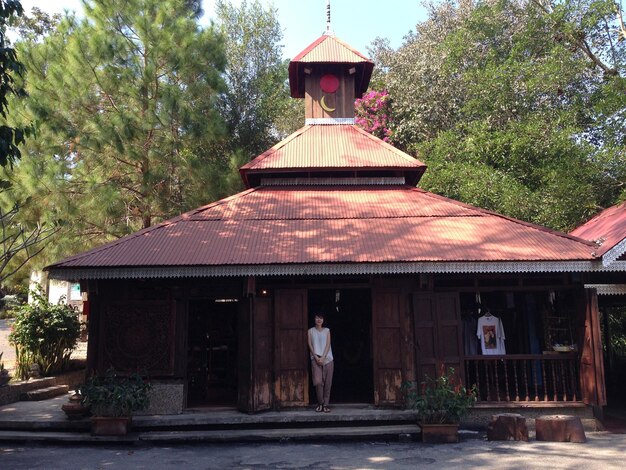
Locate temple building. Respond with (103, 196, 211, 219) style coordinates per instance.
(47, 30, 624, 420)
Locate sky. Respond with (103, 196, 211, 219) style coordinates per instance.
(19, 0, 428, 59)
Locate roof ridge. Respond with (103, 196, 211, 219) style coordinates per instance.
(410, 187, 598, 249)
(571, 200, 626, 234)
(241, 125, 311, 171)
(327, 35, 372, 62)
(291, 34, 372, 63)
(349, 125, 425, 166)
(291, 35, 327, 62)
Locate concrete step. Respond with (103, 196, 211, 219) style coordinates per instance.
(0, 424, 422, 444)
(20, 385, 69, 401)
(139, 424, 422, 443)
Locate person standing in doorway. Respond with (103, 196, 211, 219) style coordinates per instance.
(308, 313, 334, 412)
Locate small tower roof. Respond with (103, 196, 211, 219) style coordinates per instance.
(288, 34, 374, 98)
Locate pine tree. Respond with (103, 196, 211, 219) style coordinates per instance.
(6, 0, 227, 263)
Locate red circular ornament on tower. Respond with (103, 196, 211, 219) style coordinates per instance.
(320, 74, 340, 93)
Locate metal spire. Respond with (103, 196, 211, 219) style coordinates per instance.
(324, 0, 334, 36)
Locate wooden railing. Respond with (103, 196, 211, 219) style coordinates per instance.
(463, 354, 580, 403)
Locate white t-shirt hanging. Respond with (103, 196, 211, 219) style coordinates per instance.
(476, 314, 506, 355)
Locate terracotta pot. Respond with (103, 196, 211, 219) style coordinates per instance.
(420, 423, 459, 443)
(61, 393, 90, 420)
(90, 416, 131, 436)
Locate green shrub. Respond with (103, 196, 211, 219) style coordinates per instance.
(403, 367, 477, 424)
(8, 289, 81, 379)
(79, 369, 151, 417)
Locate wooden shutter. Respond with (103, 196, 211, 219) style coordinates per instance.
(274, 289, 308, 407)
(580, 289, 607, 406)
(252, 297, 273, 411)
(372, 288, 404, 405)
(413, 293, 463, 384)
(237, 296, 274, 413)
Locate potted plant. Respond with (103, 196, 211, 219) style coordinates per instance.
(404, 367, 476, 443)
(78, 369, 151, 435)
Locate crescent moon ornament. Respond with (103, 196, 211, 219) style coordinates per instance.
(320, 95, 336, 113)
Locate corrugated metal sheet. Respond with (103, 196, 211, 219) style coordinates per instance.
(190, 187, 475, 220)
(292, 34, 371, 63)
(241, 125, 425, 172)
(49, 186, 596, 269)
(570, 202, 626, 256)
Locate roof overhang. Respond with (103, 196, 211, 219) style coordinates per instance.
(601, 236, 626, 267)
(584, 284, 626, 296)
(47, 260, 620, 281)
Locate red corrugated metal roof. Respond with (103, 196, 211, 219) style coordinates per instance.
(288, 34, 374, 98)
(240, 125, 426, 186)
(292, 34, 371, 63)
(570, 201, 626, 257)
(48, 186, 596, 270)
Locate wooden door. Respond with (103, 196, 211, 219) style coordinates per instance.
(413, 293, 463, 384)
(252, 297, 273, 411)
(274, 289, 308, 407)
(580, 289, 607, 406)
(372, 288, 404, 405)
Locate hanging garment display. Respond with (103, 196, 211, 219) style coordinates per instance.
(476, 312, 506, 355)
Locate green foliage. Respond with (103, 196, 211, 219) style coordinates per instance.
(1, 0, 228, 270)
(607, 307, 626, 357)
(215, 0, 299, 160)
(8, 288, 80, 378)
(403, 367, 477, 424)
(0, 0, 28, 167)
(79, 369, 151, 417)
(371, 0, 625, 231)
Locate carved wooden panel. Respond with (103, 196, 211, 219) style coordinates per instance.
(100, 300, 174, 375)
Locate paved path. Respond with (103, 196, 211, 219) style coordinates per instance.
(1, 433, 626, 469)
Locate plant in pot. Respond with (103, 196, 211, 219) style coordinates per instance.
(404, 367, 476, 443)
(78, 369, 151, 436)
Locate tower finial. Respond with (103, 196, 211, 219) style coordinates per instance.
(324, 0, 334, 35)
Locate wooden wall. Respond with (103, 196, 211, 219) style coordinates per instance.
(305, 68, 355, 120)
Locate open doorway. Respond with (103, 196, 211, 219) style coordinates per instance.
(187, 299, 238, 407)
(308, 288, 373, 403)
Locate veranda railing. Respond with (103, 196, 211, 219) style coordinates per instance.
(463, 354, 580, 403)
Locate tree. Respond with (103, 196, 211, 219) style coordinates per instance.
(0, 1, 58, 287)
(369, 0, 623, 231)
(0, 203, 57, 285)
(4, 0, 227, 266)
(0, 0, 26, 167)
(215, 0, 301, 162)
